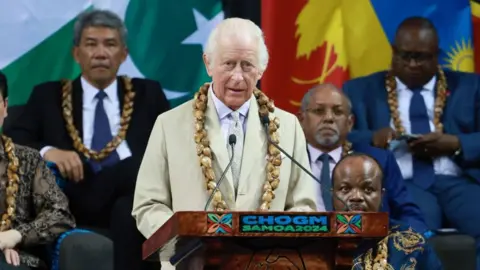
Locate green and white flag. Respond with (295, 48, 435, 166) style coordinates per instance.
(0, 0, 224, 107)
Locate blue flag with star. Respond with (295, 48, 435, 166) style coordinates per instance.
(370, 0, 474, 72)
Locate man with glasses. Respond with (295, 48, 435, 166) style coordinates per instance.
(343, 16, 480, 268)
(298, 83, 426, 233)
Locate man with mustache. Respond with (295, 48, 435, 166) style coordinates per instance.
(6, 9, 169, 270)
(299, 84, 427, 233)
(332, 153, 442, 269)
(343, 16, 480, 268)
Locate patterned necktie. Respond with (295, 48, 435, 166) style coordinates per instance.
(409, 88, 435, 189)
(91, 91, 120, 172)
(319, 153, 333, 211)
(227, 111, 244, 196)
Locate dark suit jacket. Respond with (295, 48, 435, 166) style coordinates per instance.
(307, 143, 427, 233)
(343, 70, 480, 183)
(5, 76, 170, 226)
(352, 143, 428, 233)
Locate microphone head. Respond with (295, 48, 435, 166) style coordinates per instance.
(228, 134, 237, 145)
(261, 115, 270, 125)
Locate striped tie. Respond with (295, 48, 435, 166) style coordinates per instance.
(227, 111, 244, 197)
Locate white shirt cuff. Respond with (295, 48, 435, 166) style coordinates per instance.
(39, 146, 54, 158)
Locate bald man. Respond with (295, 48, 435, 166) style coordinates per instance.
(332, 153, 442, 269)
(299, 83, 427, 233)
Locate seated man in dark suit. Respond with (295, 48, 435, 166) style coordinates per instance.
(331, 153, 442, 269)
(342, 16, 480, 268)
(5, 9, 170, 270)
(298, 83, 428, 233)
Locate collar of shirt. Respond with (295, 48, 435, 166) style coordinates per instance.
(395, 75, 436, 92)
(0, 137, 6, 157)
(307, 143, 343, 164)
(81, 76, 118, 103)
(209, 83, 250, 120)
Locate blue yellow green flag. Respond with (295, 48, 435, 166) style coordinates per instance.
(261, 0, 474, 113)
(370, 0, 474, 72)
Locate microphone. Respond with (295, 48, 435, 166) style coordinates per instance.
(204, 134, 237, 211)
(260, 116, 350, 211)
(171, 135, 237, 266)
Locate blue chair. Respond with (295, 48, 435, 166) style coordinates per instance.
(46, 162, 93, 270)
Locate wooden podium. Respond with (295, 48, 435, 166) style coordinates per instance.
(143, 211, 388, 269)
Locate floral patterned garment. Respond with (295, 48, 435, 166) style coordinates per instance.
(352, 223, 443, 270)
(0, 142, 76, 268)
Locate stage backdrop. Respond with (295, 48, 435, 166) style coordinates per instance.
(0, 0, 477, 112)
(261, 0, 475, 113)
(0, 0, 224, 107)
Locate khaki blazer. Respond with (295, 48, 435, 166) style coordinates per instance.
(132, 90, 319, 269)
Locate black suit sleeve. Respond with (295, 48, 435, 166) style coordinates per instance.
(69, 79, 171, 210)
(455, 73, 480, 165)
(114, 79, 169, 194)
(149, 80, 170, 121)
(5, 84, 46, 150)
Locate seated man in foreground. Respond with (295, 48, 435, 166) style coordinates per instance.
(0, 71, 76, 269)
(331, 152, 441, 269)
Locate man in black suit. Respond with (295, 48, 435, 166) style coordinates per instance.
(5, 9, 169, 270)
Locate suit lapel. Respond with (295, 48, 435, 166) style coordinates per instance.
(205, 90, 235, 195)
(116, 77, 132, 144)
(116, 76, 125, 109)
(442, 70, 457, 124)
(236, 98, 267, 197)
(72, 77, 84, 140)
(373, 76, 392, 129)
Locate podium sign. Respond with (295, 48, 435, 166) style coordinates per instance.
(143, 211, 388, 269)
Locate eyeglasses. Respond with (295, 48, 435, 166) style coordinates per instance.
(305, 107, 347, 118)
(394, 49, 436, 63)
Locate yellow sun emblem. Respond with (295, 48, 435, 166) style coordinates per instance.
(444, 39, 474, 72)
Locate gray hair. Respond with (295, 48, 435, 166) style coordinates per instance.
(204, 18, 269, 73)
(73, 9, 127, 46)
(300, 83, 352, 113)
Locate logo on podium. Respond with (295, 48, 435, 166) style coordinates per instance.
(336, 214, 362, 234)
(206, 213, 233, 234)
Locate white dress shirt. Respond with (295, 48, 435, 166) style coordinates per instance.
(307, 144, 342, 211)
(209, 84, 250, 144)
(389, 76, 461, 179)
(40, 77, 132, 159)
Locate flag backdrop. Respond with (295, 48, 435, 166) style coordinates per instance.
(261, 0, 475, 113)
(472, 0, 480, 73)
(0, 0, 224, 107)
(0, 0, 478, 112)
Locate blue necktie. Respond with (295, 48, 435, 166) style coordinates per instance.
(409, 89, 435, 189)
(319, 153, 333, 211)
(90, 91, 120, 172)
